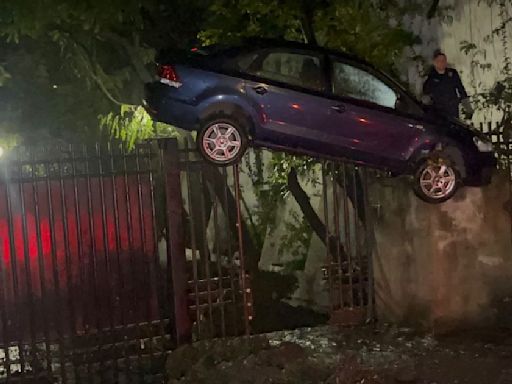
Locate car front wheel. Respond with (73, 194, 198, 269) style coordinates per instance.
(197, 118, 248, 166)
(413, 155, 461, 204)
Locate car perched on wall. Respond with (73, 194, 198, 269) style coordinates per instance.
(144, 39, 496, 204)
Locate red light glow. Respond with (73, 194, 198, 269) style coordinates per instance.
(290, 103, 302, 110)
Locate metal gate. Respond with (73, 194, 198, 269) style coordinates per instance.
(320, 162, 374, 325)
(0, 139, 250, 383)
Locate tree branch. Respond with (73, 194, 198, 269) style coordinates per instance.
(427, 0, 440, 19)
(287, 167, 347, 258)
(300, 1, 318, 45)
(66, 35, 126, 106)
(102, 32, 153, 84)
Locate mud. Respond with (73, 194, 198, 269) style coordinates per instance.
(166, 325, 512, 384)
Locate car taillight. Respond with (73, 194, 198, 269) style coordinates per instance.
(157, 64, 179, 82)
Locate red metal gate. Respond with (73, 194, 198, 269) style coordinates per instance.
(0, 139, 251, 382)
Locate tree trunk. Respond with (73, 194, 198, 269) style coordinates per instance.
(300, 1, 318, 45)
(287, 167, 347, 258)
(427, 0, 440, 19)
(202, 166, 261, 273)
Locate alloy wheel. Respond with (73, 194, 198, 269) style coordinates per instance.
(202, 123, 242, 163)
(419, 162, 457, 200)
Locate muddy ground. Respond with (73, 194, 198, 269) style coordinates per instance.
(166, 325, 512, 384)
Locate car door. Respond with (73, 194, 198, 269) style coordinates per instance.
(241, 49, 333, 150)
(323, 58, 426, 167)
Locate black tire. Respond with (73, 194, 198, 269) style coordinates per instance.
(412, 151, 462, 204)
(197, 115, 248, 167)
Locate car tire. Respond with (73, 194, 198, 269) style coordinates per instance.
(197, 115, 248, 167)
(412, 151, 462, 204)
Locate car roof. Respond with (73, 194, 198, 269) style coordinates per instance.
(231, 38, 407, 90)
(194, 38, 412, 99)
(236, 38, 373, 68)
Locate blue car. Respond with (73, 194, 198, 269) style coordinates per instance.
(144, 39, 496, 203)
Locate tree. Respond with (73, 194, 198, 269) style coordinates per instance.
(0, 0, 208, 144)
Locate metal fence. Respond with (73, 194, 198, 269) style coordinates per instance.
(0, 139, 251, 383)
(1, 129, 508, 382)
(479, 121, 512, 176)
(320, 163, 374, 325)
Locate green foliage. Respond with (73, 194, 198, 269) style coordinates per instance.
(314, 0, 419, 73)
(278, 211, 313, 271)
(198, 0, 306, 45)
(100, 105, 179, 149)
(0, 0, 207, 144)
(459, 1, 512, 143)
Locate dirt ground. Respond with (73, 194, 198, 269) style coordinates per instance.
(166, 325, 512, 384)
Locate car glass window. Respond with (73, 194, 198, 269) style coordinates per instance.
(248, 52, 324, 91)
(233, 52, 260, 72)
(332, 61, 397, 109)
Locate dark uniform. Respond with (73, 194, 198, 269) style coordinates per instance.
(423, 67, 468, 119)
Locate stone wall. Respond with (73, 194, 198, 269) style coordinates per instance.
(372, 173, 512, 330)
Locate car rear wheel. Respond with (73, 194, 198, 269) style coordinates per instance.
(198, 118, 248, 166)
(413, 154, 461, 204)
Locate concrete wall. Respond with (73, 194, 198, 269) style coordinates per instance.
(372, 173, 512, 330)
(401, 0, 512, 124)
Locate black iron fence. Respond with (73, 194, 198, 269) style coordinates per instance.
(9, 129, 510, 382)
(0, 139, 251, 383)
(479, 121, 512, 176)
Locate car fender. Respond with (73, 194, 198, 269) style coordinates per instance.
(196, 93, 260, 136)
(408, 139, 466, 177)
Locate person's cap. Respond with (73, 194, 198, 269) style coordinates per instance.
(433, 49, 446, 59)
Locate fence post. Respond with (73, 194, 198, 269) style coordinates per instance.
(160, 138, 191, 345)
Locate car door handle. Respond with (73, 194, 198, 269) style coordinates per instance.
(252, 85, 268, 95)
(331, 104, 346, 113)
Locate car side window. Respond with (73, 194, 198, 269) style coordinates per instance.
(332, 61, 398, 109)
(245, 51, 325, 92)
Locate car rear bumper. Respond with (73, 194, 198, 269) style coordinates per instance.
(143, 82, 198, 130)
(463, 151, 497, 186)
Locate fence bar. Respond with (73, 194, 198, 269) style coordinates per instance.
(121, 143, 144, 383)
(212, 194, 226, 337)
(135, 145, 156, 363)
(60, 144, 81, 383)
(148, 144, 169, 353)
(222, 167, 239, 336)
(233, 164, 250, 335)
(161, 139, 191, 344)
(17, 147, 38, 374)
(362, 169, 375, 321)
(183, 141, 201, 339)
(47, 153, 70, 381)
(198, 171, 215, 336)
(342, 163, 354, 307)
(332, 163, 344, 309)
(83, 144, 104, 380)
(321, 162, 334, 313)
(0, 175, 12, 378)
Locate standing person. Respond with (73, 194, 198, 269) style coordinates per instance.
(423, 49, 473, 119)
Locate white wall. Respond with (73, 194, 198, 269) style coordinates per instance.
(401, 0, 512, 125)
